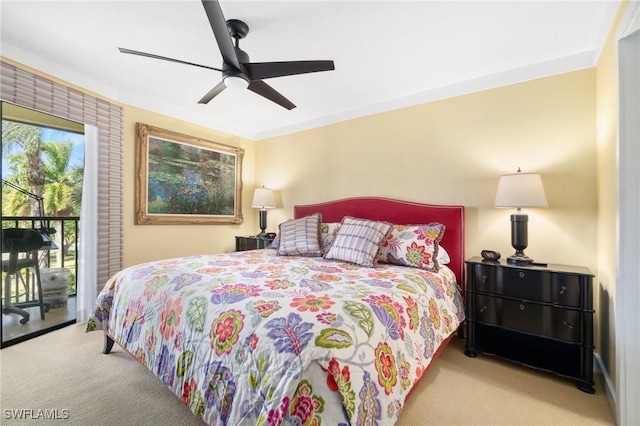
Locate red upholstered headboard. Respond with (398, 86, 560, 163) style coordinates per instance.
(294, 197, 465, 290)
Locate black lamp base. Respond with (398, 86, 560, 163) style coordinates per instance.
(507, 253, 534, 265)
(508, 213, 534, 265)
(256, 210, 268, 237)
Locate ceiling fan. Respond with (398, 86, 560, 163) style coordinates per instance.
(118, 0, 335, 110)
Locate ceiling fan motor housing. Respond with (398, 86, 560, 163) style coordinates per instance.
(223, 47, 250, 83)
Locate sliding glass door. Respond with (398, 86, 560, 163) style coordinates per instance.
(1, 102, 84, 347)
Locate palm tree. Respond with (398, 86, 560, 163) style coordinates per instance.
(3, 122, 83, 215)
(2, 121, 46, 217)
(3, 121, 84, 260)
(42, 141, 80, 216)
(43, 141, 83, 257)
(1, 153, 31, 217)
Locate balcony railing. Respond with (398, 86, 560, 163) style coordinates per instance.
(1, 216, 79, 306)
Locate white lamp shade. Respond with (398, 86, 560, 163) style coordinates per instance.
(494, 172, 548, 208)
(224, 75, 249, 90)
(251, 187, 275, 209)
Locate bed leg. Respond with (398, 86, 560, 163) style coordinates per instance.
(103, 335, 115, 354)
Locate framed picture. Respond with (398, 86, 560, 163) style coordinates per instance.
(135, 123, 244, 225)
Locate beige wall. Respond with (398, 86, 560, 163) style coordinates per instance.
(121, 107, 258, 267)
(256, 69, 598, 275)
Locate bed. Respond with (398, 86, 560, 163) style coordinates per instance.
(87, 197, 465, 425)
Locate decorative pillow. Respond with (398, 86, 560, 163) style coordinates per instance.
(320, 222, 341, 251)
(276, 213, 323, 257)
(270, 221, 340, 251)
(269, 221, 340, 251)
(323, 217, 392, 267)
(378, 223, 446, 272)
(268, 234, 280, 250)
(437, 245, 451, 265)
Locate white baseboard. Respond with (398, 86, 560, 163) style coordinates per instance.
(594, 353, 617, 424)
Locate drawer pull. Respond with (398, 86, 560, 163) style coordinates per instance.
(480, 305, 487, 313)
(563, 321, 573, 329)
(519, 304, 525, 311)
(519, 272, 525, 278)
(482, 275, 487, 284)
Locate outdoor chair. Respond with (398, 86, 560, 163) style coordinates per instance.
(1, 228, 48, 324)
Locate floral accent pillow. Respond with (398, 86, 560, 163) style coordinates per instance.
(320, 222, 341, 251)
(378, 223, 446, 272)
(276, 213, 324, 257)
(323, 217, 392, 267)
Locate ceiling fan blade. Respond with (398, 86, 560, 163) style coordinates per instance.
(198, 81, 227, 104)
(245, 60, 335, 80)
(118, 47, 223, 72)
(201, 0, 240, 70)
(247, 80, 296, 110)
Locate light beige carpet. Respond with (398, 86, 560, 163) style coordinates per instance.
(0, 324, 615, 425)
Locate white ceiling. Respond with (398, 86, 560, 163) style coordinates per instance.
(0, 0, 620, 141)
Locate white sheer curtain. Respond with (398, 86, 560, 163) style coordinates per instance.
(76, 124, 98, 322)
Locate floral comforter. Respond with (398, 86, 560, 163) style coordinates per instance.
(86, 249, 464, 425)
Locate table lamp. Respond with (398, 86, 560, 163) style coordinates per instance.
(251, 187, 275, 237)
(494, 168, 548, 265)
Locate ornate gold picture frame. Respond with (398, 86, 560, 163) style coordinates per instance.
(135, 123, 244, 225)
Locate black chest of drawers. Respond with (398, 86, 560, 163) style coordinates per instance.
(235, 235, 274, 252)
(464, 257, 595, 393)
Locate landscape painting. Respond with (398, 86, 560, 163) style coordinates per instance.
(135, 123, 244, 224)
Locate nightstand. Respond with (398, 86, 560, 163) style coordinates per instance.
(235, 235, 274, 252)
(464, 256, 595, 393)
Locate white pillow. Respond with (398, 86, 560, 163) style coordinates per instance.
(438, 245, 451, 265)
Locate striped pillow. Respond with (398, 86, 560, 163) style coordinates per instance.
(323, 216, 392, 267)
(269, 221, 341, 251)
(277, 213, 323, 257)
